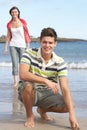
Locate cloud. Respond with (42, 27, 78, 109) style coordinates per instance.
(0, 0, 24, 7)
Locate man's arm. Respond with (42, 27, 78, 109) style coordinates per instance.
(19, 63, 47, 83)
(19, 63, 59, 94)
(59, 77, 79, 129)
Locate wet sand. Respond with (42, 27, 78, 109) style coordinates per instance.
(0, 85, 87, 130)
(0, 107, 87, 130)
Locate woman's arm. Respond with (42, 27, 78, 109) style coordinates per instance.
(4, 29, 11, 55)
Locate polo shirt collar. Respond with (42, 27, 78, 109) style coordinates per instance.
(37, 48, 59, 63)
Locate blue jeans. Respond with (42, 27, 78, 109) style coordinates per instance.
(10, 46, 25, 75)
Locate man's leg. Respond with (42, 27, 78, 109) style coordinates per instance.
(37, 107, 54, 121)
(37, 106, 68, 121)
(36, 90, 68, 120)
(21, 83, 35, 128)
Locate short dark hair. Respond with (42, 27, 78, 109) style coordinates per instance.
(9, 6, 20, 18)
(40, 27, 57, 41)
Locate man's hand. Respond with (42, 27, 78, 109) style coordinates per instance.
(45, 79, 60, 94)
(69, 113, 79, 130)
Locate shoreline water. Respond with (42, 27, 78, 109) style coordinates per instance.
(0, 83, 87, 117)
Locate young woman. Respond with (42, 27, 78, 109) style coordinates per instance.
(4, 6, 31, 87)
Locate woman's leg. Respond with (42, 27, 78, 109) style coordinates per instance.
(10, 46, 18, 87)
(18, 48, 25, 62)
(13, 75, 18, 87)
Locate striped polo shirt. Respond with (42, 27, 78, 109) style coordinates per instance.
(20, 48, 67, 89)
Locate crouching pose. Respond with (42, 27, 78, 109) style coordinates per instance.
(18, 27, 79, 130)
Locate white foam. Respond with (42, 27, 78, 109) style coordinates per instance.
(0, 62, 87, 69)
(67, 62, 87, 69)
(0, 62, 12, 67)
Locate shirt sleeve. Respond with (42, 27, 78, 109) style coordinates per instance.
(57, 58, 68, 78)
(20, 49, 31, 65)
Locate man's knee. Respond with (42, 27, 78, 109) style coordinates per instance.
(22, 83, 33, 95)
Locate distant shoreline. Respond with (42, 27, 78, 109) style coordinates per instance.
(0, 35, 87, 43)
(30, 37, 87, 43)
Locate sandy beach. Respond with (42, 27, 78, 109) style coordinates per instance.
(0, 84, 87, 130)
(0, 102, 87, 130)
(0, 114, 86, 130)
(0, 105, 87, 130)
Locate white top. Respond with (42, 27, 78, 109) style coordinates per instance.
(10, 25, 26, 48)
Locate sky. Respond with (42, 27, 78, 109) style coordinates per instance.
(0, 0, 87, 40)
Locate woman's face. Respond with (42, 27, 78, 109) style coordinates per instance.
(11, 9, 19, 19)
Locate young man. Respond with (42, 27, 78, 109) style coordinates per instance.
(18, 27, 79, 129)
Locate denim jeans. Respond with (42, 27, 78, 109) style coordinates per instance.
(10, 46, 25, 75)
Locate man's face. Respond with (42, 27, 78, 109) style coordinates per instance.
(40, 36, 57, 55)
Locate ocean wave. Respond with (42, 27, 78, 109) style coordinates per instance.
(0, 62, 87, 69)
(67, 62, 87, 69)
(0, 62, 12, 67)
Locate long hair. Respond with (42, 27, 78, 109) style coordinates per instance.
(9, 6, 20, 18)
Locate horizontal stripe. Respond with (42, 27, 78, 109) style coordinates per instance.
(58, 67, 67, 72)
(30, 66, 58, 77)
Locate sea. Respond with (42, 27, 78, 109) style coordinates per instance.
(0, 41, 87, 117)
